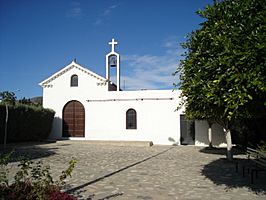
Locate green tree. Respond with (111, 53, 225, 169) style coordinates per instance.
(176, 0, 266, 160)
(0, 91, 16, 105)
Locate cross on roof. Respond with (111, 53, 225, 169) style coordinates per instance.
(108, 38, 118, 52)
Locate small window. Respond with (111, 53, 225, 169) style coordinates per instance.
(71, 75, 78, 87)
(126, 109, 137, 129)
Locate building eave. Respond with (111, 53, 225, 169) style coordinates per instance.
(39, 60, 107, 87)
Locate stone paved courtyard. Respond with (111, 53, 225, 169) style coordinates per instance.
(2, 141, 266, 200)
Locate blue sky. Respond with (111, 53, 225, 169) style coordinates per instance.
(0, 0, 214, 98)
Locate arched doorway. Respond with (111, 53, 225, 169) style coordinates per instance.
(63, 100, 85, 137)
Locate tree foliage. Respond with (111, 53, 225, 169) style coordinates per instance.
(177, 0, 266, 125)
(0, 91, 42, 107)
(0, 91, 16, 105)
(176, 0, 266, 159)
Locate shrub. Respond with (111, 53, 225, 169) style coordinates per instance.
(0, 104, 55, 143)
(0, 153, 77, 200)
(257, 141, 266, 154)
(48, 190, 77, 200)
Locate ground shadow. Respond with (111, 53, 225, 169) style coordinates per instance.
(65, 147, 174, 196)
(199, 146, 244, 156)
(97, 192, 124, 200)
(201, 157, 266, 194)
(0, 141, 57, 162)
(63, 184, 95, 200)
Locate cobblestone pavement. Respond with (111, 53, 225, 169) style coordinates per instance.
(3, 141, 266, 200)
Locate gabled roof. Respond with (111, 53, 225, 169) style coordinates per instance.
(39, 60, 107, 87)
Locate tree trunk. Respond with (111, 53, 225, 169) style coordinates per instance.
(207, 121, 213, 148)
(224, 128, 233, 161)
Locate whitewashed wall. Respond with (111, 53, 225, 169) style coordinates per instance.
(42, 64, 108, 139)
(85, 90, 182, 145)
(44, 89, 181, 144)
(41, 62, 225, 146)
(41, 64, 182, 145)
(195, 121, 226, 147)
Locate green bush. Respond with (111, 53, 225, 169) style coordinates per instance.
(0, 153, 77, 200)
(0, 104, 55, 143)
(257, 141, 266, 154)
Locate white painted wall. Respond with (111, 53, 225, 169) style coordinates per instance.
(85, 90, 182, 145)
(41, 62, 225, 146)
(195, 121, 226, 147)
(42, 62, 108, 139)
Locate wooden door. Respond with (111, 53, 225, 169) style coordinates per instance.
(63, 101, 85, 137)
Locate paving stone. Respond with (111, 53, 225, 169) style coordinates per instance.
(2, 141, 266, 200)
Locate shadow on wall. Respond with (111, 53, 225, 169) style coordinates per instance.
(201, 157, 266, 194)
(51, 117, 63, 139)
(168, 137, 179, 146)
(195, 121, 226, 146)
(53, 116, 77, 139)
(0, 142, 57, 163)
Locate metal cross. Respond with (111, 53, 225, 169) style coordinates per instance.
(108, 38, 118, 52)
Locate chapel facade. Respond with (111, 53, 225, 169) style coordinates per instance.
(40, 39, 226, 146)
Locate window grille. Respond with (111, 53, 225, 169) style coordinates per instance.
(71, 75, 78, 87)
(126, 109, 137, 129)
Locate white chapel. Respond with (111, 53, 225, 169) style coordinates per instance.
(40, 39, 226, 146)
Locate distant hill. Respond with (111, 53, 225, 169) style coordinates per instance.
(30, 96, 43, 105)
